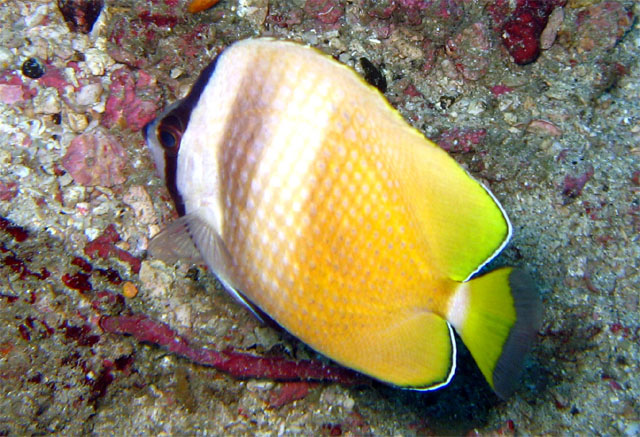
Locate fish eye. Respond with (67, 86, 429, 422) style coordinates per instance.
(159, 128, 178, 149)
(157, 114, 183, 152)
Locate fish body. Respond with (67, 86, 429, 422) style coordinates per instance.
(145, 38, 541, 397)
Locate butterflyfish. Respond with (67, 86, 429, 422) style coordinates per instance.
(144, 38, 542, 398)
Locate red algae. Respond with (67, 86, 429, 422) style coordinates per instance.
(562, 165, 594, 199)
(137, 11, 180, 28)
(84, 224, 141, 273)
(102, 67, 159, 131)
(71, 256, 93, 273)
(18, 324, 31, 341)
(95, 267, 123, 285)
(0, 181, 18, 201)
(322, 423, 343, 436)
(0, 293, 19, 304)
(61, 272, 93, 293)
(100, 313, 362, 385)
(88, 366, 114, 403)
(499, 0, 565, 65)
(491, 84, 514, 96)
(269, 381, 315, 408)
(60, 322, 100, 347)
(403, 83, 422, 97)
(304, 0, 344, 25)
(0, 216, 28, 242)
(3, 253, 50, 281)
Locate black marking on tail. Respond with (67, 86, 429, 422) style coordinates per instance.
(492, 269, 543, 399)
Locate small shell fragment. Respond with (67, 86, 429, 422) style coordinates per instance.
(188, 0, 221, 13)
(526, 119, 563, 136)
(122, 281, 139, 298)
(540, 7, 564, 50)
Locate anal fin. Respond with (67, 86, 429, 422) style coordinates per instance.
(340, 312, 455, 389)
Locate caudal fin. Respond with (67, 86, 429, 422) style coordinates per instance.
(447, 267, 542, 398)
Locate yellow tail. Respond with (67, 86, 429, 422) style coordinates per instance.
(447, 267, 542, 398)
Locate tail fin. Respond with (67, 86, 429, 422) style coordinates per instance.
(447, 267, 542, 398)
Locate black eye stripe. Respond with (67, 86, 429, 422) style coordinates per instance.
(148, 52, 221, 218)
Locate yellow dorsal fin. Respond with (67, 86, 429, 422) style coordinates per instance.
(380, 120, 511, 281)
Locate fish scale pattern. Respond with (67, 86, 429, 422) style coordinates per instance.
(215, 49, 445, 366)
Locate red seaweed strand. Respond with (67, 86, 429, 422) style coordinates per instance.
(100, 314, 362, 385)
(84, 224, 141, 273)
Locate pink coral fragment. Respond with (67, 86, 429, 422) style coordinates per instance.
(576, 2, 633, 52)
(61, 128, 127, 187)
(0, 84, 27, 104)
(38, 67, 73, 93)
(102, 67, 158, 131)
(0, 73, 33, 103)
(445, 22, 491, 80)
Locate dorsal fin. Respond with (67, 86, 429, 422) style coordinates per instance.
(384, 124, 511, 281)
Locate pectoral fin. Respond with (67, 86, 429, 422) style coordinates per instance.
(148, 214, 205, 264)
(148, 211, 266, 323)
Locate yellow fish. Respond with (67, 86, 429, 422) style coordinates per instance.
(144, 38, 542, 398)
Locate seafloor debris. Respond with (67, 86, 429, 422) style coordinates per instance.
(360, 57, 387, 93)
(526, 119, 563, 136)
(575, 1, 633, 52)
(540, 6, 564, 50)
(20, 58, 45, 79)
(436, 128, 487, 153)
(445, 22, 491, 80)
(121, 281, 138, 299)
(57, 0, 104, 33)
